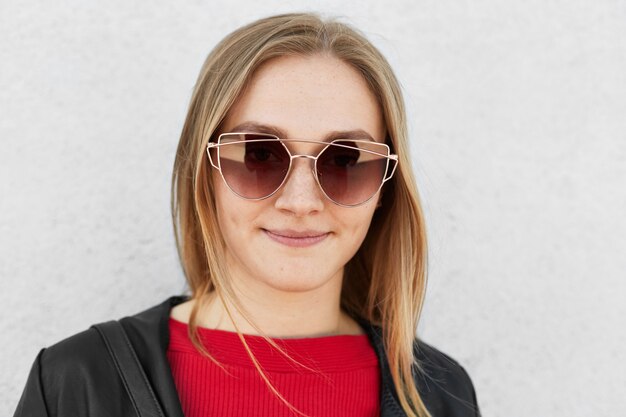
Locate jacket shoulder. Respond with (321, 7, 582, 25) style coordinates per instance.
(413, 339, 480, 417)
(38, 295, 185, 385)
(14, 327, 134, 417)
(356, 319, 480, 417)
(14, 296, 188, 417)
(42, 326, 108, 371)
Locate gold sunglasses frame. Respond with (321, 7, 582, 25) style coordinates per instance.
(206, 132, 399, 207)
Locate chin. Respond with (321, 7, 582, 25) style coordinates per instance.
(260, 270, 340, 293)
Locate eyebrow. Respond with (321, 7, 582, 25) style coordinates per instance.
(228, 121, 378, 142)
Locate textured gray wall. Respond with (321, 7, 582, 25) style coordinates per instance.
(2, 1, 625, 416)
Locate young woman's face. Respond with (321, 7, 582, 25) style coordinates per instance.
(213, 54, 386, 296)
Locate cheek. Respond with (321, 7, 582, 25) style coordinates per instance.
(339, 200, 378, 245)
(213, 174, 262, 240)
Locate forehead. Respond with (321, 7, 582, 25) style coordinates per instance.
(222, 54, 386, 142)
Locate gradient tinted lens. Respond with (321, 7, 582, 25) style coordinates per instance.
(218, 134, 290, 199)
(216, 133, 392, 205)
(317, 140, 389, 206)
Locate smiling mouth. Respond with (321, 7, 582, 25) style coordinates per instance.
(263, 229, 330, 247)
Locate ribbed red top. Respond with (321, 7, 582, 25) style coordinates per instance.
(166, 317, 380, 417)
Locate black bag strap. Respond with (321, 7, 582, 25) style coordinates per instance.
(92, 320, 166, 417)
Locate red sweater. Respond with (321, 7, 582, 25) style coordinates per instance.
(166, 317, 380, 417)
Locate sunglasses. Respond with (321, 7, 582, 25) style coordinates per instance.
(206, 132, 398, 207)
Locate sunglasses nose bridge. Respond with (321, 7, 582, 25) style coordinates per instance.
(290, 154, 317, 161)
(273, 154, 326, 213)
(288, 154, 318, 179)
(289, 154, 318, 175)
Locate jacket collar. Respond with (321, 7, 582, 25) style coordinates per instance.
(119, 295, 406, 417)
(355, 316, 408, 417)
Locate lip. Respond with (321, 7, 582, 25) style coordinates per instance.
(263, 229, 330, 248)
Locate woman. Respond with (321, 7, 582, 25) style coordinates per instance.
(14, 13, 480, 417)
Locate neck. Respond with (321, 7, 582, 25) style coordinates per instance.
(204, 295, 353, 338)
(179, 277, 363, 338)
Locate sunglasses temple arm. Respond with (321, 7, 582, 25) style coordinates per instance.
(206, 143, 220, 169)
(383, 156, 399, 182)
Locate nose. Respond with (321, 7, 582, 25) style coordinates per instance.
(274, 156, 325, 215)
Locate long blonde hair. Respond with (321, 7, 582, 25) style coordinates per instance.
(171, 12, 430, 417)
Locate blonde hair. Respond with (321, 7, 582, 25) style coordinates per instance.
(171, 12, 430, 417)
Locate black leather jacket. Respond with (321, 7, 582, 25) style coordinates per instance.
(14, 295, 480, 417)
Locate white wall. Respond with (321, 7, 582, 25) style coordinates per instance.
(2, 1, 625, 416)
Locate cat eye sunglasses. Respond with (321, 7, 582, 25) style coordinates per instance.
(207, 132, 398, 207)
